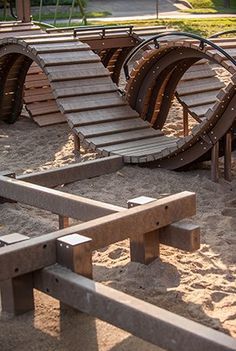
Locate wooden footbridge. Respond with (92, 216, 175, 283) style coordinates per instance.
(0, 22, 235, 181)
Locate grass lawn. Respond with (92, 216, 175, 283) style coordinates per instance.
(54, 18, 236, 37)
(185, 0, 236, 14)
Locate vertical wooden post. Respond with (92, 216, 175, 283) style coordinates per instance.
(57, 234, 93, 278)
(0, 233, 34, 315)
(224, 131, 232, 182)
(16, 0, 31, 23)
(183, 107, 189, 136)
(59, 215, 69, 229)
(127, 196, 160, 265)
(57, 233, 92, 315)
(73, 133, 80, 155)
(211, 142, 219, 182)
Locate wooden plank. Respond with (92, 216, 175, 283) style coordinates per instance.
(34, 266, 236, 351)
(102, 136, 170, 154)
(181, 68, 215, 81)
(48, 67, 110, 81)
(85, 128, 163, 148)
(189, 104, 214, 118)
(178, 91, 219, 107)
(0, 176, 123, 222)
(39, 52, 100, 66)
(177, 78, 224, 95)
(24, 92, 54, 103)
(32, 113, 66, 126)
(45, 62, 105, 74)
(66, 106, 139, 128)
(0, 191, 196, 281)
(26, 101, 59, 116)
(51, 76, 111, 89)
(24, 72, 47, 82)
(30, 42, 90, 54)
(54, 83, 117, 98)
(116, 140, 178, 157)
(159, 222, 200, 251)
(24, 77, 50, 89)
(60, 97, 126, 113)
(75, 119, 151, 138)
(17, 156, 124, 187)
(24, 87, 52, 96)
(58, 92, 120, 105)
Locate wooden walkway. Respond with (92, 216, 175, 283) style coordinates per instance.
(0, 23, 235, 179)
(0, 35, 235, 171)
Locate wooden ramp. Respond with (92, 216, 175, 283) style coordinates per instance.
(0, 23, 232, 130)
(0, 35, 235, 179)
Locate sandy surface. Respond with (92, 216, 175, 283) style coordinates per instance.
(0, 98, 236, 350)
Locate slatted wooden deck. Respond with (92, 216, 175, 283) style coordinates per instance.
(0, 35, 235, 174)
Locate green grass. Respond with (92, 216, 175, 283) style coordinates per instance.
(53, 18, 236, 37)
(185, 0, 236, 13)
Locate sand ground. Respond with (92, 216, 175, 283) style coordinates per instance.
(0, 98, 236, 350)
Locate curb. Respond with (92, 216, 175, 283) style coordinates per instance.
(175, 0, 193, 9)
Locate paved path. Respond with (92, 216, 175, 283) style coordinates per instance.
(86, 0, 182, 18)
(85, 0, 236, 21)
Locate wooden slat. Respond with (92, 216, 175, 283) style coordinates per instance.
(60, 97, 126, 113)
(101, 135, 169, 154)
(177, 77, 224, 95)
(48, 67, 110, 81)
(181, 67, 215, 81)
(39, 51, 100, 66)
(26, 101, 59, 116)
(189, 104, 214, 118)
(51, 76, 111, 89)
(24, 77, 50, 89)
(33, 113, 66, 126)
(24, 92, 54, 103)
(30, 42, 90, 54)
(75, 119, 151, 138)
(85, 128, 163, 148)
(54, 83, 117, 98)
(178, 91, 220, 107)
(67, 106, 139, 127)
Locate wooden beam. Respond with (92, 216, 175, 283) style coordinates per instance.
(0, 192, 196, 281)
(57, 234, 92, 278)
(127, 196, 160, 264)
(17, 156, 123, 187)
(0, 175, 199, 252)
(34, 265, 236, 351)
(16, 0, 31, 23)
(0, 233, 33, 315)
(159, 222, 200, 252)
(0, 176, 123, 221)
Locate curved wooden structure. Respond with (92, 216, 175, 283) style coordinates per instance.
(0, 35, 235, 176)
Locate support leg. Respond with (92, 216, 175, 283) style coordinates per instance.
(183, 108, 189, 137)
(73, 133, 80, 155)
(128, 196, 160, 265)
(0, 233, 34, 315)
(211, 142, 219, 182)
(224, 131, 232, 182)
(1, 274, 34, 315)
(59, 215, 69, 229)
(16, 0, 31, 22)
